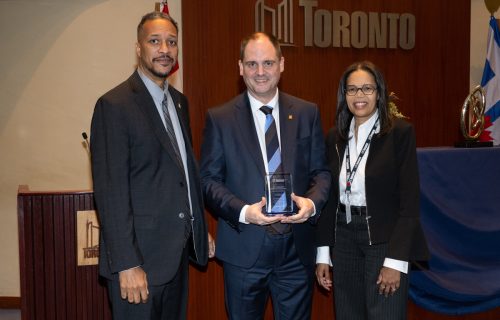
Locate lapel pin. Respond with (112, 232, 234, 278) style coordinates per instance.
(177, 102, 182, 109)
(288, 114, 293, 120)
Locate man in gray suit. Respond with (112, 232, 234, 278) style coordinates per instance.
(91, 12, 213, 320)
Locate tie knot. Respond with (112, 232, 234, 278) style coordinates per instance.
(260, 106, 273, 115)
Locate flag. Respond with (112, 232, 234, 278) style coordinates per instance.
(160, 1, 179, 76)
(479, 16, 500, 145)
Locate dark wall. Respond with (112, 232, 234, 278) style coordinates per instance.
(182, 1, 471, 319)
(183, 0, 470, 151)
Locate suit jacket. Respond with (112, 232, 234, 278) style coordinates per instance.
(90, 71, 208, 285)
(200, 91, 330, 268)
(317, 118, 429, 261)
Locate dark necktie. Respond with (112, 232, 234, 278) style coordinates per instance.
(260, 106, 290, 233)
(162, 94, 185, 171)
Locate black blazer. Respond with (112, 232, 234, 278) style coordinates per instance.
(200, 91, 331, 268)
(91, 71, 208, 285)
(317, 118, 429, 261)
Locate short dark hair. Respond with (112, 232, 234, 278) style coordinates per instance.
(137, 11, 178, 40)
(335, 61, 393, 141)
(239, 32, 282, 61)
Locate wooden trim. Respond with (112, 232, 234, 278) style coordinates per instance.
(18, 185, 93, 196)
(0, 297, 21, 309)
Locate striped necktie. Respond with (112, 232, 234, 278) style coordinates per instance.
(162, 93, 191, 242)
(261, 106, 290, 233)
(261, 106, 283, 174)
(162, 94, 185, 171)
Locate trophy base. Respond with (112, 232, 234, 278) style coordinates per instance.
(263, 210, 297, 217)
(454, 140, 493, 148)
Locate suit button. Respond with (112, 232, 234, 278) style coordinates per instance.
(178, 212, 185, 219)
(179, 181, 184, 187)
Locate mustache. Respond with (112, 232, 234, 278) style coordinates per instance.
(153, 54, 174, 62)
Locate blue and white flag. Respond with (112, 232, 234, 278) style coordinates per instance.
(480, 16, 500, 145)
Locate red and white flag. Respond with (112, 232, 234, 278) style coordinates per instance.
(160, 1, 179, 76)
(479, 17, 500, 145)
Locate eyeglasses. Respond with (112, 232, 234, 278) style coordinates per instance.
(243, 60, 277, 71)
(345, 84, 377, 96)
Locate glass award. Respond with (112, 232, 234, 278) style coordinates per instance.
(264, 173, 295, 216)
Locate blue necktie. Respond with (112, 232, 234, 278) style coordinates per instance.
(261, 106, 289, 233)
(261, 106, 283, 173)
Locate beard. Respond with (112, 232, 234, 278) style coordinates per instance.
(149, 65, 171, 78)
(145, 54, 176, 78)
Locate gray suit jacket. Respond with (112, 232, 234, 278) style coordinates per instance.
(91, 71, 208, 285)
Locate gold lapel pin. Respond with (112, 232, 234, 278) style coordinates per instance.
(288, 114, 293, 120)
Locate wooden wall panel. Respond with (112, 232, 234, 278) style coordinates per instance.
(183, 0, 470, 149)
(180, 1, 489, 320)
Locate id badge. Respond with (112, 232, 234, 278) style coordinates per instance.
(345, 193, 352, 224)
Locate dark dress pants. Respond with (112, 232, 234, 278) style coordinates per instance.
(223, 232, 315, 320)
(333, 214, 409, 320)
(107, 246, 189, 320)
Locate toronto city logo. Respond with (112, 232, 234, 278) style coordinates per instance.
(255, 0, 294, 46)
(83, 219, 100, 259)
(255, 0, 416, 50)
(77, 210, 100, 266)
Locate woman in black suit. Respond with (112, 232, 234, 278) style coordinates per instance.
(315, 61, 429, 320)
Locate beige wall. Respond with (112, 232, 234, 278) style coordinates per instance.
(0, 0, 182, 297)
(0, 0, 494, 297)
(471, 0, 496, 90)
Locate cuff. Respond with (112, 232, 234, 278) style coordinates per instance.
(383, 258, 408, 274)
(239, 204, 249, 224)
(316, 246, 332, 266)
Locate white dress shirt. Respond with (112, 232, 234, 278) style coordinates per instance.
(238, 90, 315, 223)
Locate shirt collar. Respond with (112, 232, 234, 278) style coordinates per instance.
(349, 110, 380, 138)
(247, 90, 279, 114)
(137, 68, 169, 103)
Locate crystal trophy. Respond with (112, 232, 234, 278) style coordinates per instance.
(263, 173, 295, 216)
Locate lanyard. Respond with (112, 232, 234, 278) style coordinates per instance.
(345, 117, 379, 194)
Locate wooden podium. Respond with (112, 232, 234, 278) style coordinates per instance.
(17, 185, 111, 320)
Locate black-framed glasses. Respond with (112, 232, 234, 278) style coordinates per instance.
(345, 84, 377, 96)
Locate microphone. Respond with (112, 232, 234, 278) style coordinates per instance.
(82, 132, 91, 157)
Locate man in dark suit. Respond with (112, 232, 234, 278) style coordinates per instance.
(91, 12, 213, 320)
(200, 32, 330, 319)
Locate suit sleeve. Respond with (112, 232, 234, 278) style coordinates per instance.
(304, 106, 331, 223)
(200, 110, 246, 228)
(316, 128, 337, 246)
(90, 97, 143, 273)
(387, 123, 421, 260)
